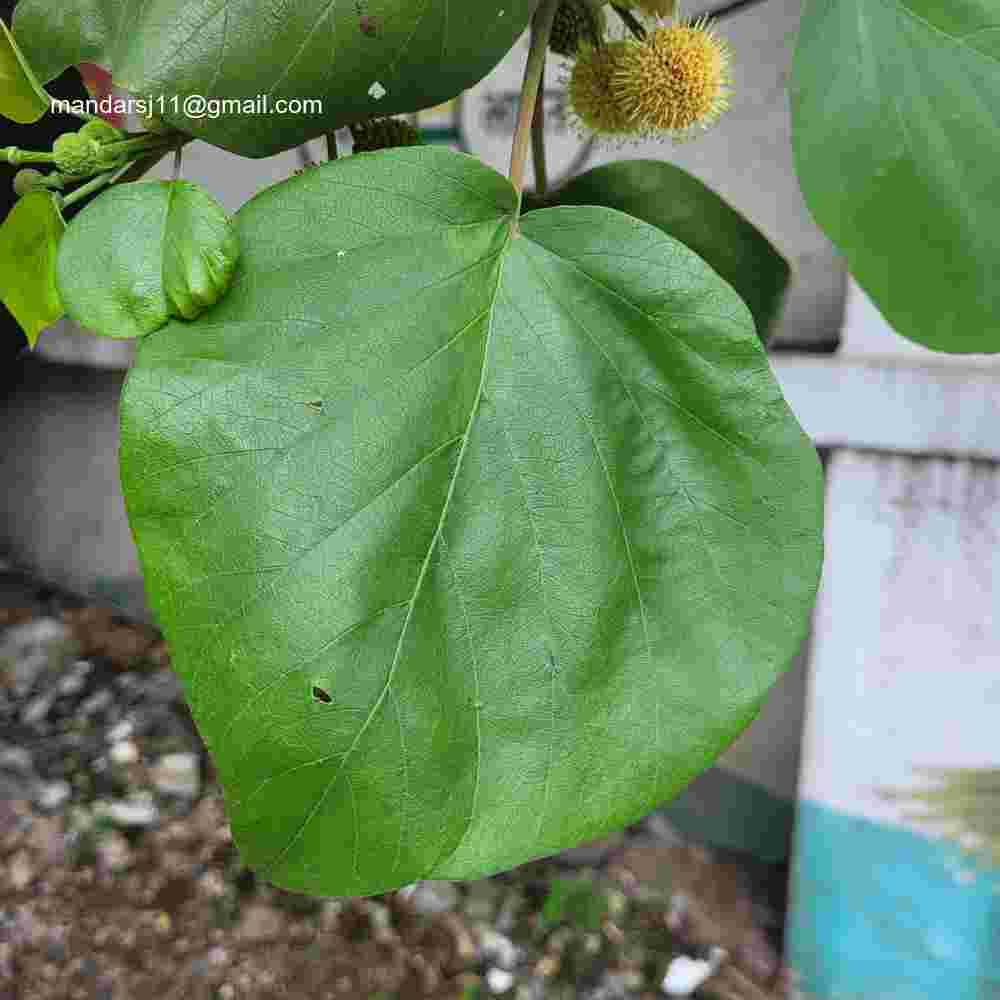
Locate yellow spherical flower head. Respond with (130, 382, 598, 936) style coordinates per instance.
(613, 18, 732, 138)
(565, 41, 638, 141)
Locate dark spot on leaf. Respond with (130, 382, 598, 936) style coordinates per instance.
(312, 685, 332, 703)
(359, 15, 382, 37)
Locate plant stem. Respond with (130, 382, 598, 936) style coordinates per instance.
(530, 56, 548, 200)
(2, 147, 56, 166)
(102, 134, 178, 159)
(611, 4, 647, 40)
(508, 0, 560, 224)
(59, 160, 135, 210)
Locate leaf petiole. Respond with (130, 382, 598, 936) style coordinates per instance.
(58, 159, 135, 210)
(508, 0, 560, 223)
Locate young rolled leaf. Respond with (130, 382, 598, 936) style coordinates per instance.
(546, 160, 790, 343)
(119, 148, 823, 896)
(56, 180, 239, 339)
(0, 19, 49, 123)
(0, 190, 65, 345)
(791, 0, 1000, 353)
(13, 0, 536, 158)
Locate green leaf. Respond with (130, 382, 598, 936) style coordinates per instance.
(56, 179, 240, 339)
(545, 160, 790, 344)
(119, 148, 823, 896)
(0, 190, 65, 346)
(0, 19, 49, 123)
(13, 0, 537, 158)
(791, 0, 1000, 353)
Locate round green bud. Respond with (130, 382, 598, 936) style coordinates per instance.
(53, 133, 103, 176)
(13, 168, 46, 197)
(349, 117, 422, 153)
(79, 118, 125, 145)
(550, 0, 605, 57)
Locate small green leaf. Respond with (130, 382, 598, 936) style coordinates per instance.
(119, 149, 823, 897)
(56, 179, 240, 339)
(0, 191, 65, 346)
(0, 19, 49, 123)
(13, 0, 536, 157)
(546, 160, 790, 343)
(792, 0, 1000, 353)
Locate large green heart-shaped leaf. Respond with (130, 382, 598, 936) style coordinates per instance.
(57, 180, 239, 338)
(791, 0, 1000, 353)
(120, 148, 823, 896)
(0, 190, 65, 345)
(546, 160, 790, 344)
(12, 0, 536, 158)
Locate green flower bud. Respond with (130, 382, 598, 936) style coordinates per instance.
(78, 118, 125, 145)
(53, 132, 103, 176)
(13, 168, 47, 197)
(349, 117, 422, 153)
(550, 0, 605, 57)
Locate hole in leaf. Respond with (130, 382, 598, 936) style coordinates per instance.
(311, 685, 332, 703)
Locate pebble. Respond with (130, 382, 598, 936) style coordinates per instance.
(0, 619, 71, 692)
(109, 740, 140, 766)
(106, 720, 135, 744)
(0, 745, 33, 773)
(404, 880, 460, 915)
(21, 693, 56, 726)
(80, 688, 113, 717)
(661, 947, 726, 997)
(478, 927, 521, 970)
(36, 780, 71, 811)
(486, 967, 515, 994)
(98, 792, 158, 828)
(151, 752, 200, 798)
(57, 661, 92, 696)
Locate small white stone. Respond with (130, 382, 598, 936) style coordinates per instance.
(109, 740, 140, 766)
(368, 81, 387, 100)
(106, 720, 134, 744)
(101, 792, 158, 827)
(36, 780, 71, 811)
(485, 967, 515, 994)
(478, 926, 520, 970)
(151, 752, 200, 798)
(661, 948, 726, 997)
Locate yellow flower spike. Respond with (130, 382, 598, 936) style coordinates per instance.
(565, 41, 640, 141)
(612, 17, 732, 138)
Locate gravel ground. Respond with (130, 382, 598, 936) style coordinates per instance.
(0, 562, 793, 1000)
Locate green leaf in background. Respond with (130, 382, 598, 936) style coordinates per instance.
(0, 190, 65, 346)
(546, 160, 790, 344)
(119, 148, 823, 896)
(0, 18, 49, 123)
(12, 0, 536, 158)
(56, 179, 239, 339)
(791, 0, 1000, 354)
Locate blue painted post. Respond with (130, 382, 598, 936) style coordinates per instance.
(785, 282, 1000, 999)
